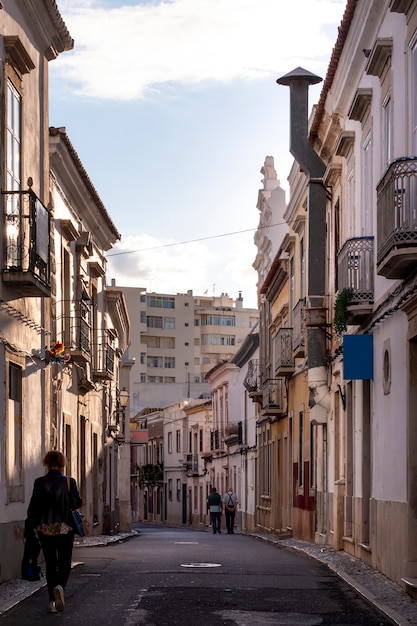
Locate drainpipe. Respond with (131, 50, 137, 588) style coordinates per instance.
(277, 67, 329, 423)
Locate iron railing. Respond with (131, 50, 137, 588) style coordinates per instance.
(262, 378, 284, 411)
(2, 189, 51, 289)
(377, 157, 417, 266)
(292, 299, 305, 355)
(337, 236, 374, 302)
(243, 359, 262, 394)
(274, 327, 294, 372)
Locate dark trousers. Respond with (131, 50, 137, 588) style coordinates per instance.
(210, 511, 221, 533)
(38, 532, 74, 601)
(225, 509, 235, 533)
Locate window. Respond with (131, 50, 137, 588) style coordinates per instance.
(164, 376, 175, 383)
(289, 256, 295, 314)
(414, 40, 417, 153)
(140, 352, 146, 364)
(140, 294, 146, 302)
(300, 238, 305, 300)
(164, 357, 175, 369)
(310, 422, 316, 489)
(7, 362, 23, 499)
(199, 429, 203, 452)
(194, 319, 199, 326)
(140, 374, 147, 383)
(184, 361, 189, 367)
(6, 80, 21, 192)
(147, 316, 163, 328)
(185, 342, 189, 346)
(140, 311, 146, 323)
(362, 134, 372, 235)
(168, 479, 173, 500)
(201, 314, 236, 326)
(147, 295, 175, 308)
(168, 432, 172, 454)
(185, 323, 189, 327)
(6, 80, 22, 267)
(148, 356, 163, 368)
(176, 429, 181, 452)
(298, 410, 304, 488)
(201, 334, 235, 346)
(148, 376, 163, 383)
(176, 479, 181, 501)
(194, 377, 200, 383)
(382, 91, 392, 168)
(164, 317, 175, 329)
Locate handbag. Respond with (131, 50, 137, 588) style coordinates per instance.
(71, 510, 89, 537)
(67, 477, 90, 537)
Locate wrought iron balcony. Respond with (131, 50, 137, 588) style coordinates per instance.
(292, 299, 305, 357)
(274, 328, 294, 375)
(93, 342, 115, 379)
(2, 189, 51, 296)
(261, 378, 285, 417)
(377, 157, 417, 278)
(244, 359, 264, 404)
(337, 236, 374, 323)
(185, 454, 199, 476)
(69, 302, 91, 362)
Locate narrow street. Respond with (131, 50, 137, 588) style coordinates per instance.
(1, 524, 395, 625)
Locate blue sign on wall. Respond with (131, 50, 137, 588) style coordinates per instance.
(343, 334, 373, 380)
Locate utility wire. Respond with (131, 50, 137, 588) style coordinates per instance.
(107, 221, 287, 258)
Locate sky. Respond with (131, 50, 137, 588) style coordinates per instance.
(50, 0, 346, 310)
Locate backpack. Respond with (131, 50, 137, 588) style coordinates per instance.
(226, 493, 235, 512)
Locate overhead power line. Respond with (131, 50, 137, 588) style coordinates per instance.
(107, 221, 286, 258)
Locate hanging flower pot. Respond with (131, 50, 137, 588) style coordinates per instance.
(46, 341, 71, 365)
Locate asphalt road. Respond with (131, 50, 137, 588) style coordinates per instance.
(1, 524, 394, 625)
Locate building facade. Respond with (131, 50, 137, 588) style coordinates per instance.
(0, 0, 73, 582)
(118, 286, 258, 413)
(0, 3, 131, 582)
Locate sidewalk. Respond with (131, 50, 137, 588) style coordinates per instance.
(249, 532, 417, 626)
(1, 529, 417, 625)
(0, 531, 137, 616)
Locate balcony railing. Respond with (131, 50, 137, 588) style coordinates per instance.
(93, 342, 115, 379)
(2, 189, 51, 296)
(377, 157, 417, 278)
(274, 328, 294, 375)
(262, 378, 285, 416)
(338, 236, 374, 301)
(185, 454, 199, 475)
(243, 359, 262, 397)
(292, 299, 305, 357)
(69, 302, 91, 361)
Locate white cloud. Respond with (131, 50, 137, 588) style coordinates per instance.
(55, 0, 345, 100)
(106, 232, 259, 306)
(107, 233, 209, 293)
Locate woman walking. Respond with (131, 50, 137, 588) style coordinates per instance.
(27, 450, 82, 613)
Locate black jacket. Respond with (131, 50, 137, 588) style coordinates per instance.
(27, 470, 82, 528)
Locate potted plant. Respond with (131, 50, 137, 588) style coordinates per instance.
(334, 288, 354, 337)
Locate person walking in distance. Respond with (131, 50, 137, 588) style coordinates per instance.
(207, 487, 222, 534)
(27, 450, 82, 614)
(223, 487, 238, 534)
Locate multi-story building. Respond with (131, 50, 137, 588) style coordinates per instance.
(249, 0, 417, 597)
(118, 286, 258, 413)
(0, 0, 73, 582)
(0, 3, 131, 583)
(307, 0, 417, 591)
(49, 127, 130, 535)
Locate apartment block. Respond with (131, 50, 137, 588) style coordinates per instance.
(118, 285, 258, 414)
